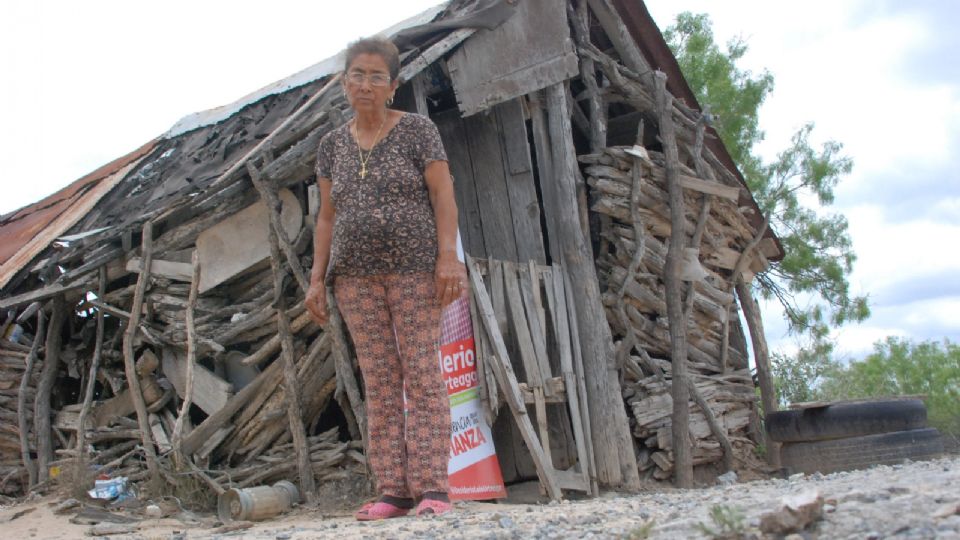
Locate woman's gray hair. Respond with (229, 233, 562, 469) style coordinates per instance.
(344, 37, 400, 80)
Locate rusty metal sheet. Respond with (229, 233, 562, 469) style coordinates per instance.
(0, 140, 158, 289)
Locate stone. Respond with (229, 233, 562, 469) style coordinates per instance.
(716, 471, 738, 486)
(53, 498, 81, 515)
(87, 522, 138, 536)
(499, 516, 515, 529)
(759, 489, 825, 535)
(144, 504, 163, 518)
(934, 502, 960, 519)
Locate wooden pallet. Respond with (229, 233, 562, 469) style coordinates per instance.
(466, 255, 597, 500)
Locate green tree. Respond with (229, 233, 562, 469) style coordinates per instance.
(772, 340, 837, 406)
(664, 13, 869, 346)
(817, 338, 960, 436)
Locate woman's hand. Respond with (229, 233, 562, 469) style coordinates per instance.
(305, 282, 329, 325)
(435, 253, 467, 308)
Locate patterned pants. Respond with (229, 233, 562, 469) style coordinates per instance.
(334, 272, 450, 498)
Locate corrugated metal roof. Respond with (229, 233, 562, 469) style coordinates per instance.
(0, 140, 158, 289)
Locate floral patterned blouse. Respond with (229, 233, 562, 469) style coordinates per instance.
(315, 113, 448, 284)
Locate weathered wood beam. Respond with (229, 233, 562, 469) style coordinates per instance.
(256, 161, 315, 501)
(34, 295, 65, 484)
(74, 267, 107, 484)
(210, 75, 342, 189)
(655, 72, 693, 489)
(18, 309, 44, 489)
(121, 221, 160, 480)
(467, 255, 562, 501)
(543, 83, 640, 490)
(172, 251, 200, 457)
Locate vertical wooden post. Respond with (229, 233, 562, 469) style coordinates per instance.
(75, 267, 107, 482)
(572, 0, 607, 154)
(122, 221, 161, 480)
(19, 309, 44, 489)
(172, 251, 201, 455)
(34, 294, 65, 484)
(654, 72, 693, 488)
(248, 163, 316, 500)
(543, 83, 640, 490)
(735, 280, 781, 468)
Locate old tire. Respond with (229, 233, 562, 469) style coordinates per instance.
(766, 399, 927, 443)
(780, 428, 944, 475)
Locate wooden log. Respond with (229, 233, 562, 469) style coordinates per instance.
(655, 72, 693, 489)
(327, 291, 365, 443)
(239, 311, 313, 366)
(75, 267, 107, 481)
(120, 221, 160, 480)
(172, 251, 200, 456)
(180, 356, 283, 457)
(210, 75, 342, 189)
(248, 164, 309, 295)
(18, 309, 43, 489)
(34, 295, 65, 484)
(253, 161, 315, 501)
(686, 378, 734, 473)
(543, 83, 639, 490)
(549, 265, 596, 495)
(572, 0, 607, 153)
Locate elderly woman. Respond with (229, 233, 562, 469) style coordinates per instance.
(304, 37, 465, 520)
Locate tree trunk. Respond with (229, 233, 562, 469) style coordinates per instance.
(735, 280, 781, 468)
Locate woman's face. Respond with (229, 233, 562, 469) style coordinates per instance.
(344, 53, 399, 113)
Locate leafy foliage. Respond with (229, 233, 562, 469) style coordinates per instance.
(664, 13, 869, 345)
(818, 338, 960, 436)
(772, 340, 838, 406)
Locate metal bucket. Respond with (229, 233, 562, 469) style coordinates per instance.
(217, 480, 300, 522)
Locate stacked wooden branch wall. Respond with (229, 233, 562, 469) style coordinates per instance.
(574, 37, 778, 480)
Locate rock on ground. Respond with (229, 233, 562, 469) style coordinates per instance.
(2, 455, 958, 539)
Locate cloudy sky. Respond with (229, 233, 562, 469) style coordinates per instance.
(2, 1, 958, 358)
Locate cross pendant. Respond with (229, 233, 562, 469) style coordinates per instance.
(360, 164, 367, 179)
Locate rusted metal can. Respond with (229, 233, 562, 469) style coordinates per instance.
(217, 480, 300, 522)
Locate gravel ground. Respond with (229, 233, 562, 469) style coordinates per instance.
(4, 455, 958, 539)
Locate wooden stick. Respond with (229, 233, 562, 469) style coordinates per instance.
(572, 0, 607, 153)
(18, 309, 44, 489)
(249, 162, 315, 500)
(326, 291, 366, 444)
(210, 75, 342, 189)
(686, 377, 734, 472)
(121, 221, 160, 480)
(466, 255, 562, 501)
(248, 163, 309, 295)
(34, 295, 65, 484)
(655, 72, 693, 489)
(172, 251, 200, 455)
(75, 267, 107, 479)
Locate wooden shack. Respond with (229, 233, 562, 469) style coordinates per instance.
(0, 0, 782, 500)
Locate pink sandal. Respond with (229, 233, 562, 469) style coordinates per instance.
(415, 498, 453, 516)
(354, 499, 412, 521)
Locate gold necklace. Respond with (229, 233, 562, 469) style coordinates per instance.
(353, 114, 387, 179)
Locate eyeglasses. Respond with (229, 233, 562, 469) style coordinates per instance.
(345, 72, 392, 87)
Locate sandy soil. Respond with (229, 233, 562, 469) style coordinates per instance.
(2, 455, 959, 539)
